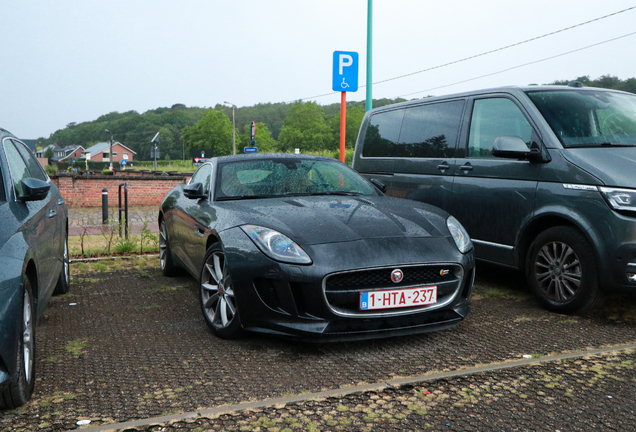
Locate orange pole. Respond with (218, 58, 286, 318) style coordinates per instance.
(339, 91, 347, 162)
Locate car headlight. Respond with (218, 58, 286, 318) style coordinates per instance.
(446, 216, 472, 253)
(599, 187, 636, 212)
(240, 225, 312, 264)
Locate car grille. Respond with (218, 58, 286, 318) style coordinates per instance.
(324, 264, 463, 316)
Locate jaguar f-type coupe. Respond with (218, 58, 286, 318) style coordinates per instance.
(159, 154, 474, 341)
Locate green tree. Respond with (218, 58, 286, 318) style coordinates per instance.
(182, 109, 233, 157)
(238, 122, 277, 153)
(278, 102, 332, 152)
(44, 146, 54, 161)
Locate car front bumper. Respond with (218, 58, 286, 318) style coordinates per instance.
(219, 227, 475, 341)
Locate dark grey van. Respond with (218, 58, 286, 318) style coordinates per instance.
(353, 85, 636, 314)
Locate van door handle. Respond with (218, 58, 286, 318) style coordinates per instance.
(437, 162, 450, 172)
(194, 226, 205, 237)
(460, 163, 473, 172)
(48, 209, 57, 218)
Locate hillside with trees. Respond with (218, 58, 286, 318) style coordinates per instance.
(37, 75, 634, 160)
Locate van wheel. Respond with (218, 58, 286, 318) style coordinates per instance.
(526, 226, 605, 314)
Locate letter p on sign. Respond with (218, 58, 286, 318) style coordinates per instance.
(332, 51, 358, 92)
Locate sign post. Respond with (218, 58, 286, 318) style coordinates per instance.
(244, 121, 258, 153)
(332, 51, 359, 162)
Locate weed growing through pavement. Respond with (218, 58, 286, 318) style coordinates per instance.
(101, 217, 117, 255)
(65, 339, 88, 358)
(139, 220, 159, 254)
(115, 238, 136, 253)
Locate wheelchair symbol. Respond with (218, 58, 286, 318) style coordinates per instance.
(340, 78, 350, 89)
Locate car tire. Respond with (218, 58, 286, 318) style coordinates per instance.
(159, 219, 178, 276)
(53, 232, 70, 295)
(0, 276, 36, 409)
(526, 226, 605, 314)
(199, 244, 244, 339)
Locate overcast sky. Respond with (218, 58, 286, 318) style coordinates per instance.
(2, 0, 636, 139)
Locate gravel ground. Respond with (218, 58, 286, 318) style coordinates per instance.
(1, 259, 635, 431)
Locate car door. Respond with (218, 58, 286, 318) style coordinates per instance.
(13, 139, 66, 280)
(448, 95, 541, 267)
(175, 163, 215, 274)
(1, 138, 58, 294)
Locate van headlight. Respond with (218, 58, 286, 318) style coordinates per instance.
(599, 187, 636, 212)
(446, 216, 473, 253)
(241, 225, 312, 264)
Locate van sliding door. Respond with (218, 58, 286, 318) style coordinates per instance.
(449, 96, 540, 267)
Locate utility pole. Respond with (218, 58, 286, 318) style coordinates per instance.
(366, 0, 373, 112)
(105, 129, 114, 169)
(151, 132, 160, 170)
(224, 101, 236, 155)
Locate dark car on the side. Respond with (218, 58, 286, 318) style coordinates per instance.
(0, 129, 69, 409)
(159, 153, 474, 341)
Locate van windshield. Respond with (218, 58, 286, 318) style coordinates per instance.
(526, 90, 636, 147)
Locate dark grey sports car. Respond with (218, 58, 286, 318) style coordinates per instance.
(159, 154, 474, 341)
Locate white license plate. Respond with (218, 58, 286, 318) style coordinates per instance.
(360, 286, 437, 310)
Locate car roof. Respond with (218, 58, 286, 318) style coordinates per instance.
(368, 85, 633, 113)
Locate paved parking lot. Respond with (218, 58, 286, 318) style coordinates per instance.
(1, 259, 636, 431)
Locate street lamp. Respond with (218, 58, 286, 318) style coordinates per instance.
(224, 101, 236, 155)
(105, 129, 113, 168)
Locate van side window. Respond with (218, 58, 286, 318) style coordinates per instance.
(468, 98, 533, 158)
(361, 109, 405, 157)
(362, 101, 464, 158)
(398, 101, 464, 158)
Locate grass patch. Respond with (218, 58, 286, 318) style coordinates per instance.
(69, 232, 159, 259)
(65, 339, 88, 358)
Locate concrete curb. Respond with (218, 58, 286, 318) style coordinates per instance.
(79, 342, 636, 431)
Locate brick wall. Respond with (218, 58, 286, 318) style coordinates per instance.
(50, 173, 189, 207)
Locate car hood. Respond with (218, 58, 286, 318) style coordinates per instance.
(561, 147, 636, 188)
(216, 195, 449, 245)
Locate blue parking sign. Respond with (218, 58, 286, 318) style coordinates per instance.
(332, 51, 358, 92)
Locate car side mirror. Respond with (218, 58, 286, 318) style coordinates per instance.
(370, 178, 387, 193)
(18, 178, 50, 202)
(492, 136, 544, 162)
(184, 182, 207, 199)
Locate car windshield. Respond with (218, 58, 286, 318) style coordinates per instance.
(526, 90, 636, 147)
(215, 158, 376, 200)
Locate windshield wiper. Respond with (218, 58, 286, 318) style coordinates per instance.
(318, 191, 364, 196)
(216, 194, 276, 201)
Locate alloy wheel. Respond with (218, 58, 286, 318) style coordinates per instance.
(201, 251, 237, 328)
(63, 238, 69, 285)
(22, 290, 33, 384)
(159, 222, 168, 270)
(534, 241, 582, 302)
